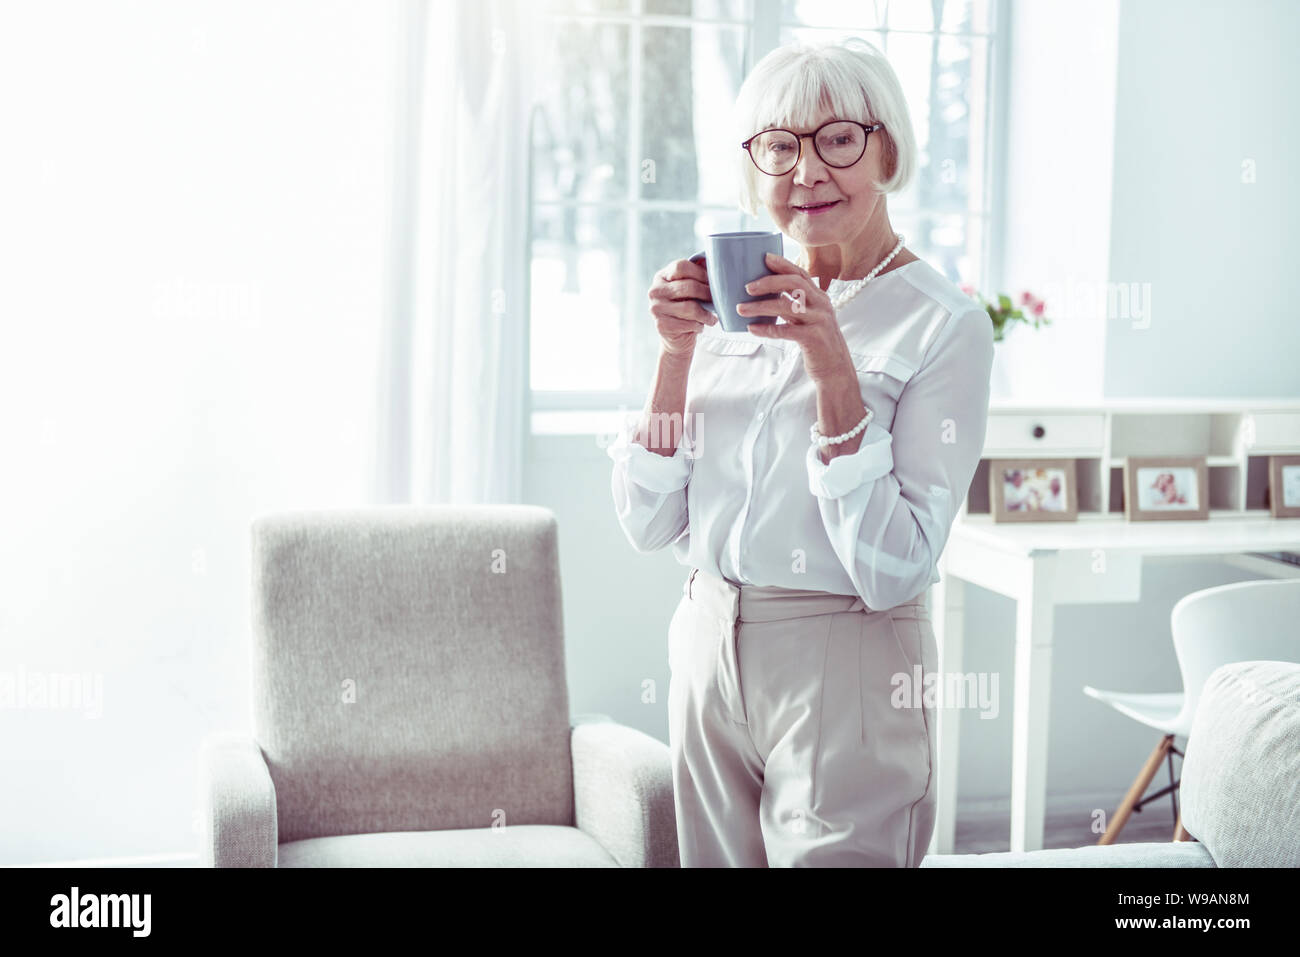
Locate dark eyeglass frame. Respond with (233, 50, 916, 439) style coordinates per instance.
(741, 120, 883, 176)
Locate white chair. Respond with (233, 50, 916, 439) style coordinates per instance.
(199, 506, 679, 867)
(1082, 578, 1300, 844)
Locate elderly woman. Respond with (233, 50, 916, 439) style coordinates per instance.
(607, 38, 993, 867)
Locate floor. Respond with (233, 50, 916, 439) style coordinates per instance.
(956, 803, 1183, 853)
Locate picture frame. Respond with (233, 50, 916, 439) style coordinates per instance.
(989, 458, 1078, 522)
(1122, 456, 1209, 522)
(1268, 454, 1300, 518)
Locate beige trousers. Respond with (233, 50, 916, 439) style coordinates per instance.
(667, 566, 937, 867)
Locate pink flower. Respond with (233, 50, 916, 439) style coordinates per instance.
(1020, 290, 1034, 305)
(960, 283, 975, 296)
(1032, 301, 1045, 316)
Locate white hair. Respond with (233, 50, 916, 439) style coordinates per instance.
(731, 37, 917, 218)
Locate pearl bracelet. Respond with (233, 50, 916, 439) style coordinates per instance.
(810, 407, 874, 449)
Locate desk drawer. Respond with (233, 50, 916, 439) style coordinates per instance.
(984, 413, 1106, 455)
(1249, 412, 1300, 450)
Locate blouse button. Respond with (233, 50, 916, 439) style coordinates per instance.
(757, 412, 766, 422)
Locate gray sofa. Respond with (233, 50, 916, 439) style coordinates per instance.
(921, 658, 1300, 867)
(199, 505, 679, 867)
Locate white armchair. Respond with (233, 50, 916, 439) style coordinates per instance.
(199, 505, 678, 867)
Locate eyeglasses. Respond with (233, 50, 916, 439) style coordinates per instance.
(741, 120, 883, 176)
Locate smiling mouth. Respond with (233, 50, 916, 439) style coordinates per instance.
(793, 200, 840, 211)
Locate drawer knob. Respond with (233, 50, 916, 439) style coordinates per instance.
(1032, 424, 1046, 439)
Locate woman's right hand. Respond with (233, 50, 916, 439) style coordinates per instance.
(648, 257, 717, 357)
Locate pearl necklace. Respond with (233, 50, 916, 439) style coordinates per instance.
(827, 233, 906, 311)
(807, 232, 906, 454)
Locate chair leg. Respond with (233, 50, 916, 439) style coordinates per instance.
(1172, 811, 1192, 842)
(1098, 734, 1175, 845)
(1167, 748, 1178, 824)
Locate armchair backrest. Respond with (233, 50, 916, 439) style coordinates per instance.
(250, 505, 574, 843)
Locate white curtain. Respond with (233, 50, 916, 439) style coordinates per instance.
(376, 0, 538, 504)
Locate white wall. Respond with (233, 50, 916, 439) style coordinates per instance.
(1104, 0, 1300, 397)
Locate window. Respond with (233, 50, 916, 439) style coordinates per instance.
(529, 0, 1004, 418)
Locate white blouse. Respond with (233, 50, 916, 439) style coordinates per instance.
(606, 258, 994, 612)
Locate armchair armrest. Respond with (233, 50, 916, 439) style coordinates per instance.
(199, 731, 278, 868)
(570, 718, 679, 867)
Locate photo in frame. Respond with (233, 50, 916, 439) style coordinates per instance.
(989, 459, 1078, 522)
(1268, 454, 1300, 518)
(1122, 456, 1209, 522)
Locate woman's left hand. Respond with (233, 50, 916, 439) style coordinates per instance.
(736, 252, 855, 384)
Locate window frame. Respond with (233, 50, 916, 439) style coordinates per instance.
(528, 0, 1009, 419)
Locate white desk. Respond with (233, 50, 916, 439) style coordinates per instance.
(926, 515, 1300, 854)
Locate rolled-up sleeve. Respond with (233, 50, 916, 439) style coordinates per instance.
(807, 307, 993, 610)
(607, 419, 692, 554)
(805, 422, 894, 499)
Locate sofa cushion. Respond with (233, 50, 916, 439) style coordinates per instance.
(920, 841, 1215, 867)
(278, 825, 620, 867)
(1180, 660, 1300, 868)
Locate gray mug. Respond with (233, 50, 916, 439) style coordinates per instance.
(689, 230, 783, 333)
